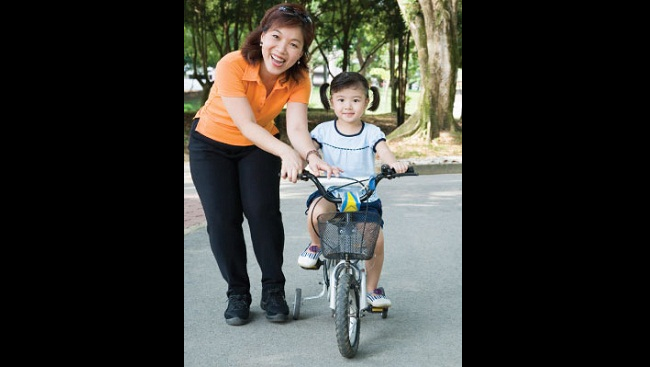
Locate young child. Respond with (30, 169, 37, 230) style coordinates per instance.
(297, 72, 409, 307)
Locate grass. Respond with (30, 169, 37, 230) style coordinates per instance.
(386, 130, 462, 160)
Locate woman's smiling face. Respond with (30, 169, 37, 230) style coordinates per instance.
(260, 26, 305, 76)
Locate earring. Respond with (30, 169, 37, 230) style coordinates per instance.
(297, 60, 301, 65)
(260, 41, 263, 46)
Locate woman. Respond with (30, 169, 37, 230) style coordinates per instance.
(188, 3, 340, 326)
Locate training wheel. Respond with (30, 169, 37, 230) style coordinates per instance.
(292, 288, 302, 320)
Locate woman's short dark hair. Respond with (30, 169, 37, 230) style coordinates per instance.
(241, 3, 315, 84)
(319, 72, 381, 112)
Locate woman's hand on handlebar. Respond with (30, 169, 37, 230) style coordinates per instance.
(280, 148, 306, 183)
(279, 148, 343, 182)
(307, 155, 343, 179)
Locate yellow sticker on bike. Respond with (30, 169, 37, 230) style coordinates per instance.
(341, 191, 360, 212)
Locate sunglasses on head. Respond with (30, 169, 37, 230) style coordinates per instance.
(278, 6, 312, 24)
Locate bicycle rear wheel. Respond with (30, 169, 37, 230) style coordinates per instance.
(335, 272, 360, 358)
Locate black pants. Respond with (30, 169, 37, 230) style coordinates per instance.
(188, 118, 286, 297)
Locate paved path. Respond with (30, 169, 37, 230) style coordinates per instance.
(184, 159, 461, 233)
(184, 163, 462, 366)
(184, 162, 206, 234)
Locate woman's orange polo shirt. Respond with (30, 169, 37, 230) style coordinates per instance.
(194, 50, 311, 146)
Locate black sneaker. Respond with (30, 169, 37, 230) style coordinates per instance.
(224, 294, 252, 326)
(260, 288, 289, 322)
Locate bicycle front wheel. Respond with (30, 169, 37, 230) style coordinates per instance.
(335, 272, 360, 358)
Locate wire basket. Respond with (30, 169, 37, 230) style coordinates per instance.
(317, 211, 382, 260)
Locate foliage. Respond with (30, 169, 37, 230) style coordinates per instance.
(184, 103, 197, 113)
(184, 0, 423, 94)
(368, 67, 390, 83)
(184, 0, 463, 142)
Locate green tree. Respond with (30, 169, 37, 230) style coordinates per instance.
(184, 0, 277, 104)
(388, 18, 412, 126)
(389, 0, 460, 141)
(184, 0, 428, 119)
(184, 0, 216, 103)
(310, 0, 398, 76)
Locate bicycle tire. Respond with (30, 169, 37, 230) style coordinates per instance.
(292, 288, 302, 320)
(335, 272, 360, 358)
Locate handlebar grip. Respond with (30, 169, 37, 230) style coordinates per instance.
(380, 164, 418, 177)
(298, 171, 311, 181)
(380, 164, 392, 174)
(298, 170, 342, 203)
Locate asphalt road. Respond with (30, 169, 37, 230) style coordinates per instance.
(184, 172, 462, 366)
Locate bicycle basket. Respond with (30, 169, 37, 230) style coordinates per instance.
(317, 211, 381, 260)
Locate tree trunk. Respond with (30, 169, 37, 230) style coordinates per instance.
(390, 0, 459, 141)
(389, 38, 397, 114)
(396, 30, 409, 126)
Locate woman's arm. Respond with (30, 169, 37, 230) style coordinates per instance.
(285, 102, 342, 179)
(375, 140, 409, 173)
(221, 96, 303, 182)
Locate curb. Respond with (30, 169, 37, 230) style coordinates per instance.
(412, 163, 462, 175)
(184, 222, 206, 235)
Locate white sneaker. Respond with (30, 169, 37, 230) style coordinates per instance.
(297, 244, 321, 268)
(367, 287, 392, 308)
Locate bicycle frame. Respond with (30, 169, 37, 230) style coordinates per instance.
(293, 164, 418, 358)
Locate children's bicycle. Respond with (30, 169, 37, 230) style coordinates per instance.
(292, 164, 418, 358)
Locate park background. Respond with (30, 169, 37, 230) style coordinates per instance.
(184, 0, 462, 160)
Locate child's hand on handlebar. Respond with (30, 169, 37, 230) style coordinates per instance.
(308, 156, 343, 179)
(389, 161, 410, 174)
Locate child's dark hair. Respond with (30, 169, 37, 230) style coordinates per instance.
(319, 72, 380, 111)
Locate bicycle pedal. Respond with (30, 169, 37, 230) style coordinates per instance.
(365, 306, 386, 313)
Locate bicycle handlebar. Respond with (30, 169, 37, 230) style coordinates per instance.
(299, 164, 418, 204)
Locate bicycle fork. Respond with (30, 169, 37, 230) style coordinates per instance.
(329, 260, 369, 311)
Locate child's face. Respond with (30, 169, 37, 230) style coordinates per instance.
(330, 86, 369, 124)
